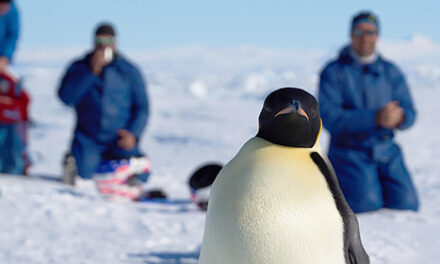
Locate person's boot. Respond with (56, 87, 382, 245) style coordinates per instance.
(62, 153, 77, 186)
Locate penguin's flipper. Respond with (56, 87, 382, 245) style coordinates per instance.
(310, 152, 370, 264)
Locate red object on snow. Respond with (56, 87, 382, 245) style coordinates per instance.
(0, 72, 30, 124)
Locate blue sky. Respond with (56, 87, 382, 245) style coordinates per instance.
(18, 0, 439, 51)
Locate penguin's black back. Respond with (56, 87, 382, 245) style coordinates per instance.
(310, 152, 370, 264)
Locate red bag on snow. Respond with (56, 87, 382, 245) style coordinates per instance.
(0, 72, 30, 124)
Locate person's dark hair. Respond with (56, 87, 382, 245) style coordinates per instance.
(0, 0, 12, 3)
(95, 23, 116, 36)
(351, 11, 379, 33)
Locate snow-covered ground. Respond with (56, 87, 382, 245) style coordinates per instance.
(1, 34, 440, 263)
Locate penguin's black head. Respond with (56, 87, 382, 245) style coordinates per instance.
(256, 87, 321, 148)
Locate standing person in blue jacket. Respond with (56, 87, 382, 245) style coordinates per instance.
(318, 11, 419, 213)
(0, 0, 26, 175)
(58, 23, 149, 182)
(0, 0, 19, 73)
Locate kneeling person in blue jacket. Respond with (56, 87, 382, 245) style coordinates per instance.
(58, 23, 149, 182)
(319, 12, 419, 213)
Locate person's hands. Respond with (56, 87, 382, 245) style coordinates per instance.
(376, 101, 405, 129)
(117, 129, 136, 150)
(90, 48, 108, 75)
(0, 56, 9, 73)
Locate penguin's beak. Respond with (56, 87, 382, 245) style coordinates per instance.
(274, 102, 309, 122)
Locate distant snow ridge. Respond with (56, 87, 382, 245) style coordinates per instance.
(242, 69, 297, 98)
(15, 34, 440, 94)
(380, 34, 440, 90)
(149, 69, 305, 101)
(189, 79, 208, 99)
(407, 65, 440, 90)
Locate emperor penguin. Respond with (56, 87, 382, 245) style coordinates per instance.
(198, 88, 369, 264)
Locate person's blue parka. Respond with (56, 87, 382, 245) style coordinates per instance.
(58, 52, 149, 152)
(0, 1, 21, 175)
(0, 1, 19, 61)
(320, 45, 415, 158)
(319, 46, 418, 212)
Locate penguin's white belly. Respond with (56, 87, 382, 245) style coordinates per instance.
(199, 137, 345, 264)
